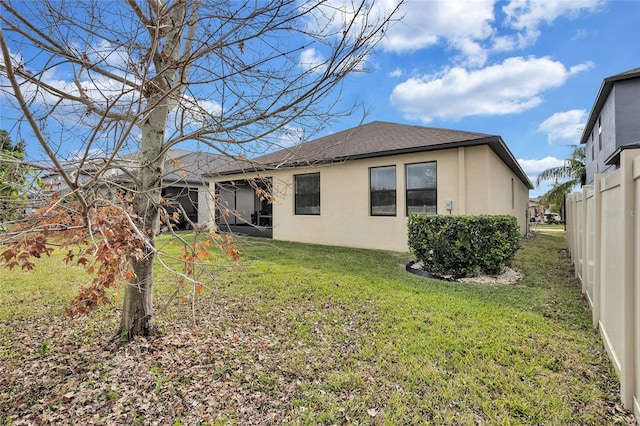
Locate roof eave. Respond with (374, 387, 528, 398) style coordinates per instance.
(580, 69, 640, 145)
(212, 136, 534, 190)
(603, 141, 640, 166)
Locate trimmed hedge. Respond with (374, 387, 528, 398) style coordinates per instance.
(407, 215, 521, 278)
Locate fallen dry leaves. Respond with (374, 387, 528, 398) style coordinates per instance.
(0, 295, 381, 425)
(1, 252, 637, 425)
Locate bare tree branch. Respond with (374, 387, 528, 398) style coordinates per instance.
(0, 0, 402, 338)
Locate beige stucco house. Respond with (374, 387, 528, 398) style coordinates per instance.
(210, 121, 533, 252)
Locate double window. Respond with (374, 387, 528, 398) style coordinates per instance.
(370, 166, 396, 216)
(294, 172, 320, 215)
(406, 162, 437, 215)
(294, 163, 437, 217)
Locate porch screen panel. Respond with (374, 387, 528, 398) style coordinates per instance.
(216, 183, 236, 224)
(406, 162, 437, 215)
(294, 172, 320, 215)
(235, 187, 254, 224)
(370, 166, 396, 216)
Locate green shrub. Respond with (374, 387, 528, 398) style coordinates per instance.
(407, 215, 521, 278)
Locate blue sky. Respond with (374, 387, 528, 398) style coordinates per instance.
(317, 0, 639, 196)
(1, 0, 638, 197)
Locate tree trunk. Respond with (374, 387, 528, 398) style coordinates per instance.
(117, 141, 163, 338)
(117, 118, 165, 338)
(116, 1, 186, 339)
(117, 104, 168, 338)
(118, 256, 156, 339)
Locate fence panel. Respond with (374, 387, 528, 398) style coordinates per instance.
(583, 186, 596, 306)
(565, 148, 639, 422)
(599, 172, 625, 375)
(633, 154, 640, 420)
(575, 193, 585, 284)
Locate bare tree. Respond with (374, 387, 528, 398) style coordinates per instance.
(0, 0, 400, 339)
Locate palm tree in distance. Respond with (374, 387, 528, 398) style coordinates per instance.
(536, 145, 586, 216)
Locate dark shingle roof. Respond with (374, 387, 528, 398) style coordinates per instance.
(162, 151, 229, 184)
(216, 121, 533, 189)
(580, 67, 640, 145)
(119, 150, 228, 184)
(252, 121, 491, 164)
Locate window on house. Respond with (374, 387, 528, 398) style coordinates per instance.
(294, 172, 320, 215)
(370, 166, 396, 216)
(511, 178, 515, 209)
(406, 162, 437, 215)
(598, 117, 602, 150)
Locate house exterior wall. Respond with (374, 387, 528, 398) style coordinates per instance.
(487, 147, 530, 227)
(585, 78, 640, 184)
(461, 146, 490, 215)
(211, 145, 529, 252)
(197, 185, 212, 225)
(595, 92, 618, 180)
(586, 92, 617, 184)
(614, 80, 640, 148)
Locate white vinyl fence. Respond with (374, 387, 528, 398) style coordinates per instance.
(565, 148, 640, 422)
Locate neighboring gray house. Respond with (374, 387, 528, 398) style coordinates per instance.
(39, 149, 226, 229)
(581, 67, 640, 184)
(146, 150, 228, 228)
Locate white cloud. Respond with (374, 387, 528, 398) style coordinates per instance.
(572, 28, 590, 41)
(503, 0, 602, 30)
(389, 68, 403, 78)
(298, 0, 395, 61)
(389, 57, 591, 122)
(372, 0, 604, 66)
(86, 40, 130, 71)
(297, 1, 602, 71)
(381, 1, 494, 53)
(501, 0, 603, 48)
(197, 99, 222, 115)
(299, 1, 495, 67)
(491, 35, 517, 52)
(569, 62, 593, 75)
(0, 47, 24, 71)
(171, 97, 223, 129)
(275, 125, 305, 149)
(450, 37, 488, 68)
(518, 156, 564, 175)
(520, 155, 568, 193)
(299, 48, 326, 73)
(379, 0, 495, 66)
(4, 42, 226, 139)
(537, 109, 587, 144)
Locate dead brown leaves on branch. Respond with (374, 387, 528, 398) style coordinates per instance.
(0, 193, 233, 318)
(1, 194, 146, 315)
(63, 203, 148, 316)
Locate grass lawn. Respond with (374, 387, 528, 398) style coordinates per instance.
(0, 233, 635, 425)
(530, 222, 566, 233)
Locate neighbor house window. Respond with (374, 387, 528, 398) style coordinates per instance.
(598, 117, 602, 150)
(406, 162, 437, 215)
(370, 166, 396, 216)
(294, 172, 320, 215)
